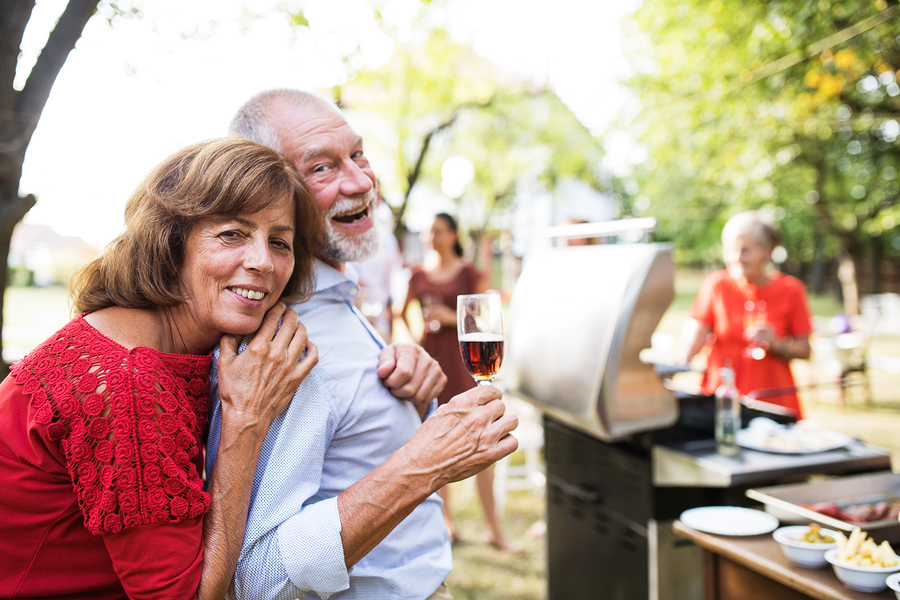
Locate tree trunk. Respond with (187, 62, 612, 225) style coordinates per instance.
(0, 193, 36, 372)
(811, 231, 826, 294)
(0, 0, 100, 377)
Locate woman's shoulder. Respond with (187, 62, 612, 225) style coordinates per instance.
(83, 307, 165, 351)
(461, 262, 480, 276)
(700, 269, 733, 292)
(770, 271, 807, 293)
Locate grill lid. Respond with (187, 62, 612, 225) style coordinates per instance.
(505, 242, 677, 441)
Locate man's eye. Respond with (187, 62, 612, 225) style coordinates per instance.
(313, 164, 329, 173)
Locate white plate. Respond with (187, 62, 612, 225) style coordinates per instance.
(680, 506, 780, 536)
(736, 427, 851, 454)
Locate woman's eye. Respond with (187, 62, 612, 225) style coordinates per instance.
(219, 230, 243, 241)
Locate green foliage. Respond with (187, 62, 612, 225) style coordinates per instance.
(622, 0, 900, 277)
(343, 27, 606, 240)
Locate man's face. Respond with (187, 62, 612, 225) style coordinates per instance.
(273, 101, 379, 264)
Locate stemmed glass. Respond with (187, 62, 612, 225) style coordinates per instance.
(743, 299, 768, 360)
(457, 292, 504, 385)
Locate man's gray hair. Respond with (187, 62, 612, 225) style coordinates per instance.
(228, 89, 336, 154)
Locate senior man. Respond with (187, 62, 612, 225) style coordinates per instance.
(205, 89, 518, 600)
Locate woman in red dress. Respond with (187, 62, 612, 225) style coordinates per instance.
(402, 213, 521, 554)
(679, 210, 812, 417)
(0, 138, 321, 599)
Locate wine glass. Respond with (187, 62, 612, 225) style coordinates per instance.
(743, 300, 768, 360)
(457, 292, 504, 385)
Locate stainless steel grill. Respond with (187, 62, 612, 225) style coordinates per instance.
(506, 242, 677, 441)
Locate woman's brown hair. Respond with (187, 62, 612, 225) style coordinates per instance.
(71, 137, 322, 313)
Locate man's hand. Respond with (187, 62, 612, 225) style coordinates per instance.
(335, 384, 517, 567)
(401, 385, 519, 489)
(377, 343, 447, 405)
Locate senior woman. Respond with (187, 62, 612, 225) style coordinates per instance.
(679, 210, 813, 417)
(0, 138, 321, 599)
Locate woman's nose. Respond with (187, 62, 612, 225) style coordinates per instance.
(245, 238, 275, 273)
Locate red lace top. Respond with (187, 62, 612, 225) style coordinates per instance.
(0, 313, 213, 599)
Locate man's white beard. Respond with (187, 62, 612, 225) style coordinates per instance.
(320, 190, 381, 264)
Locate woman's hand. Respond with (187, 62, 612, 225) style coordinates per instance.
(425, 304, 456, 327)
(744, 322, 776, 348)
(216, 302, 319, 429)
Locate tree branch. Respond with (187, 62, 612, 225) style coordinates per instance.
(393, 96, 497, 233)
(13, 0, 99, 152)
(0, 1, 35, 105)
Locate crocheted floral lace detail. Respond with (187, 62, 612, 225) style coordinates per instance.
(10, 315, 212, 535)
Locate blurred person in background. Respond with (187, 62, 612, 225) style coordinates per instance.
(348, 183, 403, 342)
(402, 212, 523, 555)
(678, 210, 812, 417)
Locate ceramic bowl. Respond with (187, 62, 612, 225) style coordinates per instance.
(825, 548, 900, 593)
(886, 572, 900, 599)
(772, 526, 839, 569)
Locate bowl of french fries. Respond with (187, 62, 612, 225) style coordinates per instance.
(824, 527, 900, 592)
(773, 524, 839, 568)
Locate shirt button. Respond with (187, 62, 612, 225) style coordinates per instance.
(350, 286, 359, 296)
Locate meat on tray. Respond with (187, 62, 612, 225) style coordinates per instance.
(800, 501, 900, 523)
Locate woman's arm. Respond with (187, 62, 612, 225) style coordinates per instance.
(678, 318, 713, 366)
(197, 304, 318, 600)
(763, 333, 811, 360)
(400, 281, 415, 334)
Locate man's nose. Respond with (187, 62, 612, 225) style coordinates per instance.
(339, 160, 374, 197)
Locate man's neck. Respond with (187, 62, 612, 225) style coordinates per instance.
(319, 256, 345, 273)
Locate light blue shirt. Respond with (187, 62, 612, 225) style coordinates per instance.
(205, 260, 450, 600)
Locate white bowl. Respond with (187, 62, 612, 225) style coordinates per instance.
(772, 526, 839, 568)
(886, 572, 900, 599)
(825, 548, 900, 593)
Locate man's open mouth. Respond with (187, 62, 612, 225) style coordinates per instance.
(332, 206, 370, 224)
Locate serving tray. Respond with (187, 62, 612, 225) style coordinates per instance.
(747, 471, 900, 543)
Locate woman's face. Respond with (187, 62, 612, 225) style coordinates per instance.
(425, 218, 457, 253)
(723, 231, 772, 283)
(176, 196, 296, 345)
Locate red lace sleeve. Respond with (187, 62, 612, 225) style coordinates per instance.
(10, 315, 212, 536)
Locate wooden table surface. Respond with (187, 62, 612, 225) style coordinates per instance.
(673, 520, 896, 600)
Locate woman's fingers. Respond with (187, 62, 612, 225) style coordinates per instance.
(297, 341, 319, 377)
(254, 302, 288, 341)
(217, 303, 317, 426)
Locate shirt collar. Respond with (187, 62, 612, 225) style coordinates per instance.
(314, 259, 360, 299)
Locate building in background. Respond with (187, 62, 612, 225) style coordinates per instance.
(9, 223, 99, 287)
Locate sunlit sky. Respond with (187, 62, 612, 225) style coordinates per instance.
(18, 0, 641, 249)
